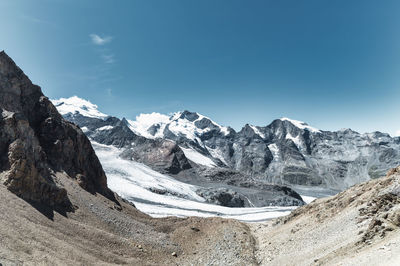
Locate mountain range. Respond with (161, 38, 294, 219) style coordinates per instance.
(53, 96, 400, 193)
(52, 96, 306, 211)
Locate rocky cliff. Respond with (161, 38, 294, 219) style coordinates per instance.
(0, 51, 114, 212)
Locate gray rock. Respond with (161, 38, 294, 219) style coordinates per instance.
(197, 188, 247, 207)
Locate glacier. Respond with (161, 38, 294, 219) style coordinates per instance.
(93, 141, 297, 222)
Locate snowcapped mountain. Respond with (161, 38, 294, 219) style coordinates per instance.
(128, 110, 232, 144)
(51, 96, 305, 213)
(52, 96, 400, 196)
(128, 110, 400, 191)
(52, 96, 109, 119)
(127, 110, 234, 167)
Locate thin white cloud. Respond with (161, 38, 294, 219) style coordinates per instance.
(395, 130, 400, 137)
(20, 14, 58, 28)
(101, 54, 115, 64)
(89, 34, 112, 45)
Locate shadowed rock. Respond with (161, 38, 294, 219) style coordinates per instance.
(0, 51, 115, 213)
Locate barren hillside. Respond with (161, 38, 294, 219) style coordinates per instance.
(251, 167, 400, 265)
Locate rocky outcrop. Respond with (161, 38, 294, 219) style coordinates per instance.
(196, 188, 247, 207)
(190, 167, 305, 207)
(0, 51, 114, 211)
(121, 139, 191, 174)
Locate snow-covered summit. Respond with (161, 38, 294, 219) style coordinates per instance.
(51, 96, 109, 119)
(128, 110, 231, 140)
(127, 112, 171, 139)
(280, 117, 321, 133)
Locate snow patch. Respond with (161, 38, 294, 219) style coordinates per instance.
(207, 147, 228, 165)
(168, 118, 201, 141)
(180, 147, 216, 167)
(250, 125, 265, 138)
(300, 195, 316, 204)
(81, 126, 89, 133)
(97, 125, 113, 131)
(280, 117, 321, 133)
(268, 143, 279, 160)
(220, 127, 230, 136)
(286, 132, 302, 147)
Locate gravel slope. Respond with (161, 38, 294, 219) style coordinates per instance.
(251, 167, 400, 265)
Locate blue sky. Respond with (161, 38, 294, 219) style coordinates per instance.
(1, 0, 400, 135)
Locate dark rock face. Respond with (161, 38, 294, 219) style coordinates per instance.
(0, 51, 114, 211)
(196, 188, 246, 207)
(179, 110, 199, 122)
(121, 139, 192, 174)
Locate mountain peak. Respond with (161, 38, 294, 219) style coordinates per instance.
(127, 112, 170, 138)
(51, 96, 108, 119)
(0, 51, 23, 76)
(0, 50, 10, 60)
(280, 117, 321, 133)
(0, 51, 42, 115)
(178, 110, 200, 121)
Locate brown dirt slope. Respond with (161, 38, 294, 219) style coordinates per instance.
(0, 172, 257, 265)
(251, 166, 400, 265)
